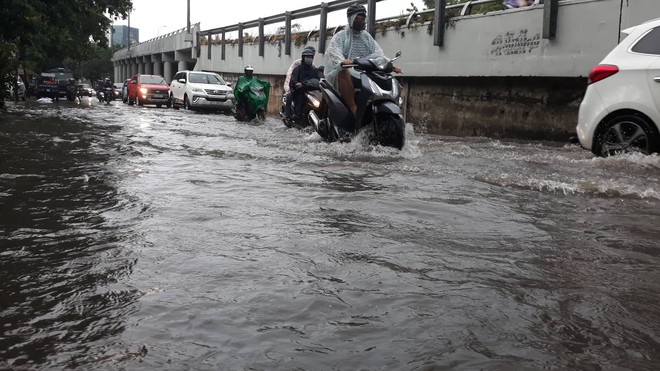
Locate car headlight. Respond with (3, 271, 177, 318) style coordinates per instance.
(191, 87, 204, 93)
(139, 87, 148, 94)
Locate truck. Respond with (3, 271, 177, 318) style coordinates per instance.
(36, 68, 77, 101)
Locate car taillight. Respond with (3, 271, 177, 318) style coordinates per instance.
(588, 64, 619, 84)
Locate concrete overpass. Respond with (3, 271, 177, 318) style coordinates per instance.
(112, 23, 201, 83)
(112, 0, 660, 141)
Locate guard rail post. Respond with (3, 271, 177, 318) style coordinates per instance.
(434, 0, 447, 47)
(543, 0, 559, 39)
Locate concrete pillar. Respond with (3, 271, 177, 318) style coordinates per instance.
(177, 60, 188, 73)
(143, 56, 153, 75)
(138, 61, 145, 74)
(164, 62, 174, 83)
(154, 61, 162, 77)
(114, 63, 120, 82)
(152, 54, 163, 77)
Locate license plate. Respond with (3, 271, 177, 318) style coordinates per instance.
(153, 95, 165, 99)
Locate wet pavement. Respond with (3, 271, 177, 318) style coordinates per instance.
(1, 98, 659, 370)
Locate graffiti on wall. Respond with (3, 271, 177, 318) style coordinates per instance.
(490, 29, 541, 56)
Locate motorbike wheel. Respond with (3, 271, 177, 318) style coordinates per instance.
(374, 113, 405, 150)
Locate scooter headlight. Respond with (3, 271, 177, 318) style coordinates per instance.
(307, 94, 321, 108)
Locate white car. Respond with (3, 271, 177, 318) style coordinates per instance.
(169, 70, 234, 112)
(577, 18, 660, 157)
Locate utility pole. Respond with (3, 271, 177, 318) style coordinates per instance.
(128, 13, 131, 51)
(185, 0, 193, 42)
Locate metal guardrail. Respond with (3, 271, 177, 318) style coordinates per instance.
(197, 0, 558, 58)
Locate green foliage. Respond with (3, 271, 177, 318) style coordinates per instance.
(0, 0, 133, 97)
(0, 41, 20, 100)
(76, 44, 123, 82)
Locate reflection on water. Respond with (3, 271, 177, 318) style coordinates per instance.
(1, 102, 659, 370)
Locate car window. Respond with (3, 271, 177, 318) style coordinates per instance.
(209, 74, 226, 85)
(139, 75, 167, 85)
(189, 73, 210, 84)
(631, 27, 660, 55)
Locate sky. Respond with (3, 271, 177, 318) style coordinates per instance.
(113, 0, 428, 42)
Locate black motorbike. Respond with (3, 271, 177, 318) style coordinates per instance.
(280, 78, 323, 129)
(309, 51, 405, 149)
(97, 87, 114, 105)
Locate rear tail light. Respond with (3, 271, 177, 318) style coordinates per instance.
(588, 64, 619, 84)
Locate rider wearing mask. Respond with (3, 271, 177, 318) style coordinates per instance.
(289, 48, 321, 119)
(324, 4, 401, 117)
(283, 46, 316, 121)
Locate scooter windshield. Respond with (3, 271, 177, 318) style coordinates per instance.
(368, 56, 390, 71)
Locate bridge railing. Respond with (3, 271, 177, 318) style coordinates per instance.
(198, 0, 560, 59)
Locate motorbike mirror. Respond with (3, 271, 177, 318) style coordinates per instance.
(395, 50, 402, 58)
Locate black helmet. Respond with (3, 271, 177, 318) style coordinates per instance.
(347, 4, 366, 17)
(302, 48, 315, 57)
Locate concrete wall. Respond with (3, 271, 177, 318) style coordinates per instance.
(195, 0, 658, 77)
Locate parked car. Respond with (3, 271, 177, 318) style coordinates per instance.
(5, 76, 26, 100)
(576, 18, 660, 157)
(122, 79, 130, 103)
(126, 74, 171, 108)
(77, 83, 95, 97)
(170, 70, 234, 112)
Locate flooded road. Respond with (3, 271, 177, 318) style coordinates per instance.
(1, 99, 659, 370)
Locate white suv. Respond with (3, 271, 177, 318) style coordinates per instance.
(170, 70, 234, 112)
(577, 18, 660, 157)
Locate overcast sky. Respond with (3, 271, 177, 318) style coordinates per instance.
(113, 0, 428, 41)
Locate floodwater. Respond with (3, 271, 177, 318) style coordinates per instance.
(1, 99, 659, 370)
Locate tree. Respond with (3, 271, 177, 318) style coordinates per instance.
(0, 0, 133, 100)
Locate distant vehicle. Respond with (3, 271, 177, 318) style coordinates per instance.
(169, 70, 234, 112)
(77, 83, 95, 97)
(36, 68, 76, 100)
(5, 76, 26, 101)
(577, 18, 660, 156)
(126, 74, 171, 108)
(112, 82, 123, 100)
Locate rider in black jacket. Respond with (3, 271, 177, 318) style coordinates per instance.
(289, 48, 321, 118)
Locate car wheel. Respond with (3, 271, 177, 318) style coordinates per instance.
(137, 94, 143, 106)
(594, 114, 659, 157)
(184, 95, 191, 110)
(166, 99, 172, 109)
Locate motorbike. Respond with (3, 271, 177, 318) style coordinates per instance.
(97, 87, 114, 104)
(280, 78, 323, 129)
(309, 51, 405, 149)
(233, 78, 270, 121)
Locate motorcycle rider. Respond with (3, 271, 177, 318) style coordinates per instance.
(289, 48, 321, 119)
(234, 65, 255, 117)
(324, 4, 401, 117)
(103, 77, 113, 101)
(283, 46, 317, 121)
